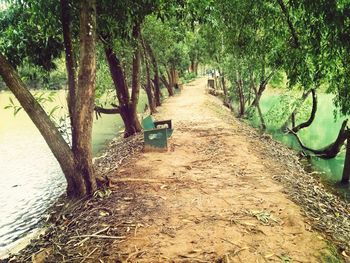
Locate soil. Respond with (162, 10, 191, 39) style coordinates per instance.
(6, 77, 350, 263)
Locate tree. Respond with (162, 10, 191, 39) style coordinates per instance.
(211, 0, 287, 128)
(0, 0, 98, 198)
(141, 35, 157, 114)
(94, 1, 169, 136)
(143, 15, 190, 97)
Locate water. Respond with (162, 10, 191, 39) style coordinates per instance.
(0, 90, 147, 253)
(258, 91, 350, 198)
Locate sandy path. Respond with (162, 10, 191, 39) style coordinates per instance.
(110, 78, 329, 262)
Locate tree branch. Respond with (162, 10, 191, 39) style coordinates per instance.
(289, 119, 349, 159)
(291, 89, 317, 133)
(94, 105, 120, 119)
(276, 0, 300, 48)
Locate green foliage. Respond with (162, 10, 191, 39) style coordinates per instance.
(4, 96, 22, 116)
(95, 48, 115, 107)
(264, 90, 313, 128)
(0, 1, 63, 70)
(143, 15, 191, 74)
(181, 72, 197, 83)
(319, 242, 343, 263)
(269, 70, 287, 89)
(4, 91, 70, 140)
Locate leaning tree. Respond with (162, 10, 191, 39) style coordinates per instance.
(0, 0, 98, 198)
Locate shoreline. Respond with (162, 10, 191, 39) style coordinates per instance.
(2, 134, 143, 262)
(209, 97, 350, 256)
(0, 228, 46, 260)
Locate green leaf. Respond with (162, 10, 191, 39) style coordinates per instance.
(48, 105, 60, 117)
(13, 107, 22, 116)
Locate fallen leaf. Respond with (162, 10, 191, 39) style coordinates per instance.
(264, 253, 274, 258)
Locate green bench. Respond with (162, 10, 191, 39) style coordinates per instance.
(142, 116, 173, 151)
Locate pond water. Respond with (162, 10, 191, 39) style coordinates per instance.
(0, 90, 147, 255)
(257, 91, 350, 198)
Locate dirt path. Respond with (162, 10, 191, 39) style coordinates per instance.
(108, 78, 331, 262)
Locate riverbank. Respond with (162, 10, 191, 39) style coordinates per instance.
(5, 78, 350, 262)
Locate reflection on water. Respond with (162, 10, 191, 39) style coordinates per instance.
(259, 92, 350, 198)
(0, 90, 147, 253)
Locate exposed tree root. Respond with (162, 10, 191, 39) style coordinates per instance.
(289, 119, 349, 159)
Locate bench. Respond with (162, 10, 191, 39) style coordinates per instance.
(142, 115, 173, 151)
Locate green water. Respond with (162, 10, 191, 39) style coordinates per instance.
(258, 92, 350, 199)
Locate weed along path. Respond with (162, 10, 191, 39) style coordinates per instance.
(106, 78, 335, 262)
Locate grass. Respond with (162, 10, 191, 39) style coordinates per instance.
(320, 241, 344, 263)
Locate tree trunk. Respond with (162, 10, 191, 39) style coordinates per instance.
(291, 89, 317, 133)
(160, 74, 174, 96)
(257, 104, 266, 130)
(236, 70, 245, 117)
(290, 119, 349, 159)
(144, 41, 161, 106)
(73, 0, 97, 195)
(130, 22, 142, 133)
(190, 59, 198, 75)
(103, 47, 141, 137)
(1, 0, 98, 198)
(166, 68, 173, 88)
(194, 62, 199, 76)
(60, 0, 77, 149)
(141, 36, 157, 114)
(173, 69, 179, 85)
(341, 133, 350, 184)
(0, 53, 86, 197)
(250, 71, 274, 108)
(221, 72, 227, 99)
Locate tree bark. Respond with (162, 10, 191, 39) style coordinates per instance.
(1, 0, 98, 198)
(290, 119, 349, 159)
(60, 0, 77, 149)
(141, 36, 157, 114)
(341, 132, 350, 184)
(171, 67, 179, 87)
(221, 73, 227, 98)
(144, 41, 161, 106)
(236, 70, 245, 117)
(291, 112, 296, 128)
(257, 103, 266, 130)
(103, 46, 141, 137)
(291, 89, 317, 133)
(194, 62, 199, 76)
(0, 53, 86, 197)
(104, 48, 129, 105)
(250, 71, 274, 108)
(248, 72, 266, 130)
(129, 22, 142, 133)
(160, 74, 174, 96)
(73, 0, 97, 195)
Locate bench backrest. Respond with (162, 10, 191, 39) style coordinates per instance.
(142, 115, 155, 130)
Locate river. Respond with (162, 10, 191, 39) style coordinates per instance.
(0, 90, 147, 255)
(257, 91, 350, 198)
